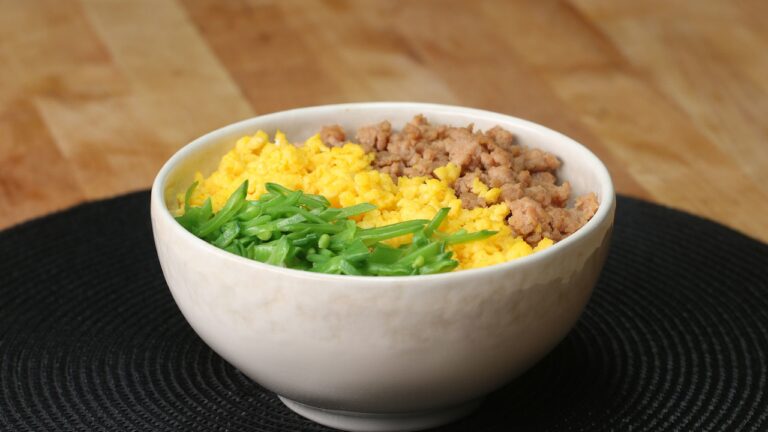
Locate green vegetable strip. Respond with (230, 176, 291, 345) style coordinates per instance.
(212, 221, 240, 248)
(282, 191, 303, 208)
(274, 214, 308, 229)
(282, 223, 345, 233)
(424, 207, 450, 237)
(241, 222, 278, 237)
(306, 253, 330, 263)
(237, 202, 263, 221)
(396, 241, 442, 266)
(310, 256, 343, 274)
(175, 182, 213, 234)
(223, 241, 245, 257)
(365, 262, 413, 276)
(368, 243, 402, 264)
(176, 197, 212, 234)
(443, 230, 498, 245)
(334, 203, 377, 219)
(291, 233, 319, 247)
(176, 181, 498, 276)
(289, 207, 328, 224)
(184, 181, 197, 213)
(419, 260, 458, 275)
(249, 243, 273, 262)
(265, 236, 291, 266)
(339, 259, 362, 275)
(240, 214, 272, 228)
(266, 182, 331, 208)
(286, 228, 312, 240)
(197, 181, 248, 238)
(357, 220, 429, 245)
(340, 239, 370, 262)
(328, 220, 357, 250)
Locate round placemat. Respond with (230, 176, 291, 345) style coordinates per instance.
(1, 192, 767, 431)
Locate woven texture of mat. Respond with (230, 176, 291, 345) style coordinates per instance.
(1, 192, 767, 431)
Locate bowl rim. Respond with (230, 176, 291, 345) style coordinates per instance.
(151, 102, 615, 284)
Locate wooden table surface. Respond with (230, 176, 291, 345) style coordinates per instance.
(1, 0, 767, 242)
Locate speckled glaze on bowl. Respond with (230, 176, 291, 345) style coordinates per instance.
(150, 103, 615, 432)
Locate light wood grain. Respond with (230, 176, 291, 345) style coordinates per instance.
(1, 0, 766, 242)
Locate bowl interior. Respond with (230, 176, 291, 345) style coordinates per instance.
(159, 103, 612, 216)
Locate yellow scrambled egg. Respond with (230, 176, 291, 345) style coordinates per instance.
(185, 131, 553, 270)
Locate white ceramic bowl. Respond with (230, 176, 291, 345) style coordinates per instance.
(150, 103, 615, 432)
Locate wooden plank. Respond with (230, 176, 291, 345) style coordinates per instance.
(33, 0, 254, 199)
(570, 0, 768, 199)
(0, 96, 85, 228)
(550, 68, 768, 242)
(480, 0, 626, 71)
(0, 0, 95, 226)
(182, 0, 349, 112)
(274, 0, 460, 103)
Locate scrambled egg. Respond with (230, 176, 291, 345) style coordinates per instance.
(185, 131, 553, 270)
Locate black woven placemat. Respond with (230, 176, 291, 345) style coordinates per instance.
(1, 192, 767, 431)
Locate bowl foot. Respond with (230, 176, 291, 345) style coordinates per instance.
(278, 396, 482, 432)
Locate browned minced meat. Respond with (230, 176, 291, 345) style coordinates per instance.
(320, 115, 599, 245)
(319, 124, 346, 147)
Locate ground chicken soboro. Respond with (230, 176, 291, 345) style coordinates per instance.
(320, 115, 599, 245)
